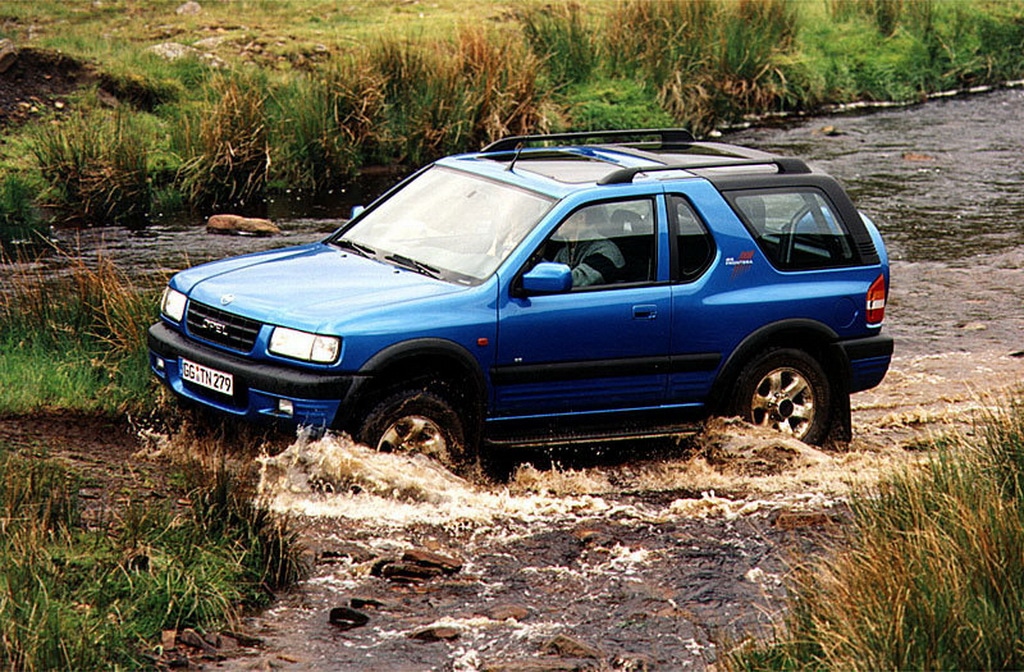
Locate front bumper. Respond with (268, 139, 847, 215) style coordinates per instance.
(148, 322, 358, 427)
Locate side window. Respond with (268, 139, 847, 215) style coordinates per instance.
(669, 195, 715, 281)
(733, 190, 855, 270)
(545, 199, 656, 288)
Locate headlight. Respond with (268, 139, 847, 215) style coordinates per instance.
(161, 287, 187, 322)
(269, 327, 340, 364)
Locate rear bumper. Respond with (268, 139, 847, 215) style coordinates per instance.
(148, 322, 357, 427)
(836, 333, 894, 393)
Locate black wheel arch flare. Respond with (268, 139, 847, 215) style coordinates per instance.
(337, 338, 489, 442)
(709, 319, 853, 442)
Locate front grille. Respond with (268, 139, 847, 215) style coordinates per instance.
(186, 301, 262, 352)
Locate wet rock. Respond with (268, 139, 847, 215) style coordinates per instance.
(317, 541, 377, 564)
(485, 660, 597, 671)
(0, 39, 18, 74)
(772, 510, 840, 530)
(902, 152, 937, 162)
(402, 548, 463, 574)
(176, 1, 202, 15)
(328, 606, 369, 630)
(482, 604, 530, 621)
(350, 597, 388, 610)
(381, 562, 444, 582)
(179, 628, 218, 653)
(409, 625, 461, 642)
(206, 214, 280, 237)
(818, 125, 843, 136)
(573, 528, 615, 548)
(543, 634, 602, 659)
(221, 630, 262, 647)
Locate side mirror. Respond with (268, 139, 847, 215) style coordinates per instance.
(521, 262, 573, 294)
(350, 205, 366, 219)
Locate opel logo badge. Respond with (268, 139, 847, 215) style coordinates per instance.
(220, 294, 235, 306)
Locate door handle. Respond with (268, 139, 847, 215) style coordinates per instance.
(632, 304, 658, 320)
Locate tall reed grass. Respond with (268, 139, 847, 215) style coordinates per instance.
(173, 73, 270, 212)
(518, 2, 597, 87)
(364, 28, 544, 166)
(731, 398, 1024, 670)
(31, 110, 150, 225)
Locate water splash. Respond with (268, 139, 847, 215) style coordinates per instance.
(257, 433, 622, 526)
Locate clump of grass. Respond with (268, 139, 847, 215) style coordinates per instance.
(174, 73, 270, 212)
(365, 28, 544, 165)
(731, 397, 1024, 670)
(271, 56, 385, 191)
(0, 174, 44, 251)
(0, 445, 306, 669)
(0, 250, 156, 415)
(518, 2, 598, 88)
(31, 110, 150, 225)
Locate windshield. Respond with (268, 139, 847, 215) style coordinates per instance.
(334, 166, 553, 283)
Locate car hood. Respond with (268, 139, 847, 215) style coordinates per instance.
(173, 243, 467, 332)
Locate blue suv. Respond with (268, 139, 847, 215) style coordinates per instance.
(149, 129, 892, 467)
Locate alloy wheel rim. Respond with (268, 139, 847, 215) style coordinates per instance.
(749, 367, 815, 440)
(377, 415, 450, 461)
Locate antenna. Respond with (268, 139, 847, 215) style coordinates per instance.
(506, 142, 525, 173)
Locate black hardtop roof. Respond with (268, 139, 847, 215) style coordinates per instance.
(479, 128, 813, 186)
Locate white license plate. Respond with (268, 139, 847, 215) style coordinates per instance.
(180, 358, 234, 396)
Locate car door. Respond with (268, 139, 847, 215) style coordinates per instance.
(666, 193, 726, 405)
(492, 196, 671, 418)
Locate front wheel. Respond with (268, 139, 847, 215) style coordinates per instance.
(731, 348, 831, 445)
(357, 389, 469, 470)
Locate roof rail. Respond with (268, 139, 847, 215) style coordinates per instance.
(597, 157, 812, 185)
(481, 128, 695, 154)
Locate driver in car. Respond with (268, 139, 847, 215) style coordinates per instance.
(554, 206, 625, 287)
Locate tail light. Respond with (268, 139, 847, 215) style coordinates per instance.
(866, 273, 887, 325)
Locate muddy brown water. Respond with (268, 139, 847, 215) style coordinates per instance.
(9, 89, 1024, 670)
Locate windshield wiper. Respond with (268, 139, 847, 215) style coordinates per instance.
(384, 253, 441, 279)
(333, 238, 376, 258)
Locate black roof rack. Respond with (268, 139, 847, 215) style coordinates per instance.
(481, 128, 695, 153)
(597, 157, 812, 185)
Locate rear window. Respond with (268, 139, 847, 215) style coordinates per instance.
(732, 190, 856, 270)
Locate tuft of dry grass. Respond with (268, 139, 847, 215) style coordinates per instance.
(731, 397, 1024, 671)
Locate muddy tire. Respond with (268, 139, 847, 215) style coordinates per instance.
(358, 389, 469, 470)
(731, 348, 831, 445)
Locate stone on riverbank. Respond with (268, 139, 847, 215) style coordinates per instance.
(207, 214, 280, 236)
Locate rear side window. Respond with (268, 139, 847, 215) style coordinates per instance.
(733, 190, 855, 270)
(669, 195, 714, 281)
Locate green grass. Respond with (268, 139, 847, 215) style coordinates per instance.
(0, 446, 306, 669)
(730, 396, 1024, 671)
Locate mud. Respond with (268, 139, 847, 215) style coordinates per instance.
(0, 48, 90, 127)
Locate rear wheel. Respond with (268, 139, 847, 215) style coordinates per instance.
(731, 348, 831, 445)
(357, 389, 469, 470)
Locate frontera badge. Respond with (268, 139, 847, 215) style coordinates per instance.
(220, 294, 235, 306)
